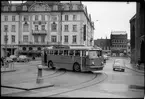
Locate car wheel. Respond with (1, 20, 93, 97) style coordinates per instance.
(73, 63, 81, 72)
(48, 61, 55, 69)
(113, 68, 115, 71)
(122, 69, 125, 72)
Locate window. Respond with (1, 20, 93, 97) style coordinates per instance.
(73, 15, 77, 20)
(4, 35, 8, 43)
(64, 25, 69, 32)
(38, 47, 41, 50)
(35, 15, 38, 21)
(65, 15, 68, 21)
(11, 25, 16, 32)
(34, 36, 39, 43)
(11, 35, 15, 43)
(11, 6, 16, 11)
(24, 15, 29, 21)
(23, 5, 27, 11)
(73, 25, 77, 32)
(54, 50, 58, 55)
(72, 35, 77, 43)
(72, 5, 77, 10)
(41, 25, 45, 30)
(41, 15, 45, 21)
(52, 16, 57, 21)
(12, 16, 15, 21)
(29, 47, 33, 50)
(41, 36, 45, 43)
(5, 16, 8, 21)
(64, 35, 68, 43)
(51, 36, 57, 42)
(53, 5, 58, 11)
(64, 50, 68, 56)
(4, 25, 8, 32)
(35, 25, 39, 31)
(4, 6, 8, 11)
(23, 47, 26, 51)
(51, 22, 57, 31)
(23, 24, 29, 32)
(23, 35, 28, 43)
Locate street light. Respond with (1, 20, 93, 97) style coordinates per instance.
(5, 29, 8, 58)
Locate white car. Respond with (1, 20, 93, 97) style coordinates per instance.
(103, 54, 109, 60)
(113, 59, 125, 72)
(17, 55, 30, 62)
(10, 55, 17, 62)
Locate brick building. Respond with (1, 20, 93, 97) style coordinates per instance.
(130, 2, 145, 64)
(94, 37, 111, 54)
(110, 31, 127, 56)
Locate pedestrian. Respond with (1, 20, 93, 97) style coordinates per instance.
(1, 57, 4, 66)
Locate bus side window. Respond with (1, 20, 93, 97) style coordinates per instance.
(54, 50, 58, 55)
(47, 50, 49, 55)
(59, 50, 63, 55)
(75, 50, 80, 56)
(50, 50, 54, 55)
(82, 50, 86, 57)
(69, 50, 74, 56)
(64, 50, 68, 56)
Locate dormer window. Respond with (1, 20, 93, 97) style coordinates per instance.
(11, 6, 16, 11)
(23, 5, 27, 11)
(4, 6, 8, 11)
(72, 5, 77, 10)
(53, 5, 58, 11)
(64, 5, 69, 10)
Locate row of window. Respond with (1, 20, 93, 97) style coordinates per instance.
(3, 14, 77, 21)
(4, 35, 15, 43)
(3, 23, 78, 32)
(4, 16, 16, 21)
(112, 39, 127, 43)
(22, 47, 41, 51)
(112, 45, 127, 47)
(3, 4, 79, 11)
(22, 35, 77, 43)
(45, 50, 86, 57)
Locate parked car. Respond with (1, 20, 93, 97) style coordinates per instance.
(5, 57, 13, 63)
(10, 55, 17, 62)
(113, 59, 125, 72)
(17, 55, 30, 62)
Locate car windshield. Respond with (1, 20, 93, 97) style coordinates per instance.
(19, 55, 26, 58)
(114, 59, 124, 64)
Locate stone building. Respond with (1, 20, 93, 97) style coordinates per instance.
(94, 37, 111, 55)
(110, 31, 127, 56)
(1, 1, 94, 57)
(130, 2, 145, 64)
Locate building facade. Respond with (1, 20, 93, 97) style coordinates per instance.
(110, 31, 127, 56)
(1, 1, 94, 57)
(94, 37, 111, 54)
(130, 2, 145, 64)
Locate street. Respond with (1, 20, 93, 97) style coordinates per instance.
(1, 57, 144, 98)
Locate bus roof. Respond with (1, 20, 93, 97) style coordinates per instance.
(44, 45, 102, 50)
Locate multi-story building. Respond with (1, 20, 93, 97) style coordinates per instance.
(127, 39, 131, 57)
(110, 31, 127, 56)
(1, 1, 94, 57)
(94, 37, 111, 55)
(130, 1, 145, 64)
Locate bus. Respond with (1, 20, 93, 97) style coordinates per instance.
(41, 45, 104, 72)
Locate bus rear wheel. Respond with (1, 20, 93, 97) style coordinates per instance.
(73, 63, 81, 72)
(48, 61, 55, 69)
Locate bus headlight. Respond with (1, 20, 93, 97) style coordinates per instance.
(92, 62, 94, 65)
(101, 62, 104, 65)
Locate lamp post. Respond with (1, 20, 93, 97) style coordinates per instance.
(4, 29, 8, 70)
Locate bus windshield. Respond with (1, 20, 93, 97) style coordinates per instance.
(88, 50, 102, 58)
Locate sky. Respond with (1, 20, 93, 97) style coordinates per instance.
(11, 1, 136, 40)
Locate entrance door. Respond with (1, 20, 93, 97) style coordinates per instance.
(140, 41, 145, 63)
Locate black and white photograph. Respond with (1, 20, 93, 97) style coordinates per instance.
(1, 0, 144, 98)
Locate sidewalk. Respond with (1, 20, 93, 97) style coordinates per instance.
(1, 67, 16, 73)
(125, 62, 144, 74)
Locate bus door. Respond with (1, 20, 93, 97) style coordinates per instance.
(44, 50, 47, 64)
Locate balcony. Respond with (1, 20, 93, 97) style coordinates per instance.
(33, 21, 46, 25)
(32, 30, 47, 35)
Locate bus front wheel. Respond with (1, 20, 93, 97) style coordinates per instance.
(73, 63, 81, 72)
(48, 61, 55, 69)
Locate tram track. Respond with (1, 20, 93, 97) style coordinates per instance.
(1, 69, 67, 85)
(46, 72, 108, 97)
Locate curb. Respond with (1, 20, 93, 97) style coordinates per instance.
(1, 84, 54, 91)
(1, 69, 17, 73)
(125, 65, 144, 74)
